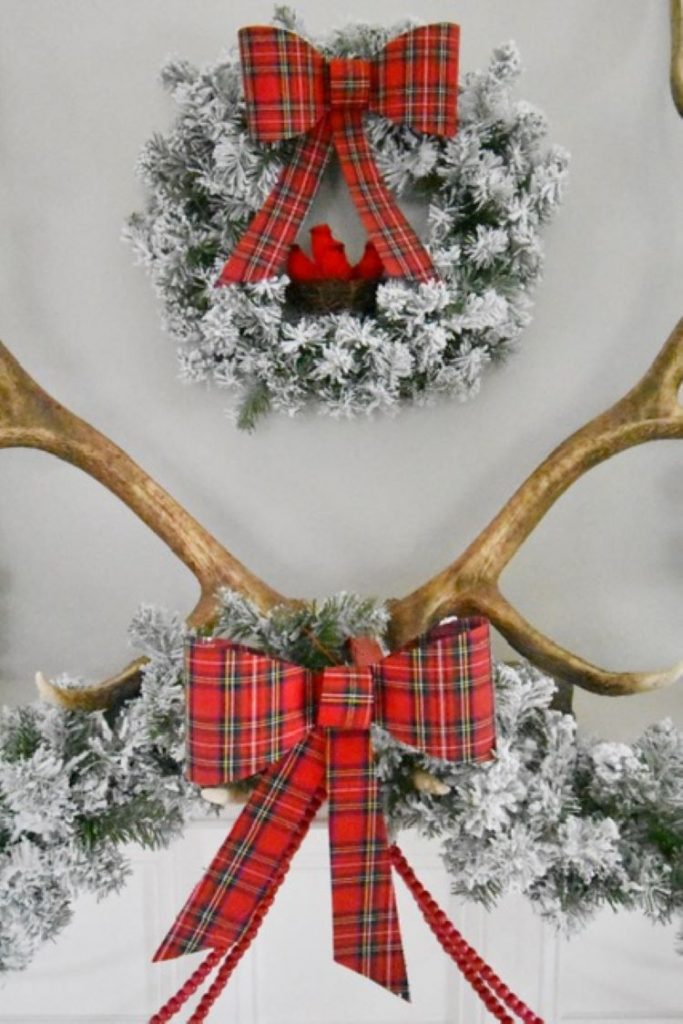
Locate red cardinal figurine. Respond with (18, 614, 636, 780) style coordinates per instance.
(287, 244, 322, 282)
(353, 241, 385, 280)
(287, 225, 385, 284)
(310, 225, 353, 279)
(310, 224, 335, 266)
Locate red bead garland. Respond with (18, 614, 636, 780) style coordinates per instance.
(389, 844, 544, 1024)
(149, 785, 326, 1023)
(150, 826, 544, 1023)
(149, 949, 223, 1024)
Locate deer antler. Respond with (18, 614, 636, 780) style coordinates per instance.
(672, 0, 683, 116)
(389, 318, 683, 695)
(2, 320, 682, 709)
(0, 341, 291, 709)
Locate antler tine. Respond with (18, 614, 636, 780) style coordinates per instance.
(620, 314, 683, 418)
(672, 0, 683, 116)
(389, 319, 683, 694)
(472, 586, 683, 697)
(0, 341, 292, 709)
(34, 664, 147, 712)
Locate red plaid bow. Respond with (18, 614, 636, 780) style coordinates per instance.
(154, 618, 495, 1001)
(217, 23, 460, 285)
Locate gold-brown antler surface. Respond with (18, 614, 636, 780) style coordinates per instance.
(389, 319, 683, 695)
(672, 0, 683, 115)
(0, 341, 292, 708)
(1, 321, 682, 708)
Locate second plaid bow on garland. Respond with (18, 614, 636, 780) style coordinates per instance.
(154, 618, 495, 1000)
(217, 22, 460, 286)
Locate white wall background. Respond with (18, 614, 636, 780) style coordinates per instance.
(0, 1, 681, 1021)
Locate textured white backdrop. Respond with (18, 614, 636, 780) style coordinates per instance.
(0, 1, 682, 1020)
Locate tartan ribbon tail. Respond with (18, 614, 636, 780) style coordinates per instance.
(217, 120, 332, 284)
(326, 731, 410, 1000)
(330, 110, 436, 282)
(153, 730, 327, 962)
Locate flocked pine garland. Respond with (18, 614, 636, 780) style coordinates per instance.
(126, 7, 569, 428)
(1, 592, 681, 975)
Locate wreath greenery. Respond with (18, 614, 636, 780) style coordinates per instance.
(1, 592, 680, 975)
(127, 8, 569, 428)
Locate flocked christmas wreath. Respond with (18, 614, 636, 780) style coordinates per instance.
(1, 592, 681, 975)
(127, 8, 568, 428)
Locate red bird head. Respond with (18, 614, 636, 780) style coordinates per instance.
(287, 225, 385, 284)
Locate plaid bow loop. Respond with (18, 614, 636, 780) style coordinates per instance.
(375, 23, 459, 135)
(238, 26, 326, 139)
(218, 23, 460, 285)
(154, 618, 495, 1001)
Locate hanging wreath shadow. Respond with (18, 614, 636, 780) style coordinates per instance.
(126, 8, 569, 429)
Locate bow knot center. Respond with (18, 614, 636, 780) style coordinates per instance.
(316, 664, 374, 730)
(327, 57, 372, 111)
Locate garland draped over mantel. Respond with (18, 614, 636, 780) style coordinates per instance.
(1, 592, 681, 975)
